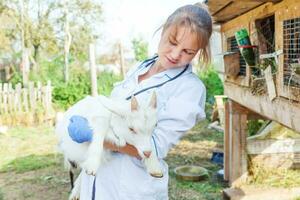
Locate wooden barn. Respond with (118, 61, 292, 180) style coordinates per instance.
(205, 0, 300, 198)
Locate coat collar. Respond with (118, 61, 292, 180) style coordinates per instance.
(137, 61, 192, 80)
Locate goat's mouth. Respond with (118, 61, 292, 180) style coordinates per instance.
(150, 172, 163, 178)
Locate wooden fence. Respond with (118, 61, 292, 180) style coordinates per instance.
(0, 81, 53, 125)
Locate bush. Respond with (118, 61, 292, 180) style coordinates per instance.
(23, 55, 121, 110)
(97, 71, 122, 96)
(248, 119, 266, 137)
(198, 66, 224, 104)
(53, 69, 121, 110)
(52, 74, 90, 109)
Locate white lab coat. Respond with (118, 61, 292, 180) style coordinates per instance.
(79, 58, 206, 200)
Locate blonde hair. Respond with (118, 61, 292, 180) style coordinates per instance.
(160, 3, 212, 65)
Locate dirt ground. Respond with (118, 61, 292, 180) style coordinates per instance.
(0, 120, 225, 200)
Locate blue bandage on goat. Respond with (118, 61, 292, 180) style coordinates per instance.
(68, 115, 93, 143)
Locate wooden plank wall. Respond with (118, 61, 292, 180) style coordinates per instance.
(225, 82, 300, 133)
(221, 0, 300, 101)
(218, 0, 300, 188)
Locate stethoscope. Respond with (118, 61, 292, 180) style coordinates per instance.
(125, 55, 189, 100)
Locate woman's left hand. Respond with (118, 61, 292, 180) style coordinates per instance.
(104, 141, 142, 160)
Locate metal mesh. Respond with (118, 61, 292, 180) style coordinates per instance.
(256, 15, 275, 54)
(283, 17, 300, 88)
(227, 36, 247, 76)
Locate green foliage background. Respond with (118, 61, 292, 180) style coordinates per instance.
(4, 56, 224, 112)
(131, 37, 149, 61)
(198, 66, 224, 104)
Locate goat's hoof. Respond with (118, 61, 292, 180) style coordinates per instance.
(150, 172, 163, 178)
(81, 160, 99, 176)
(69, 196, 80, 200)
(85, 170, 96, 176)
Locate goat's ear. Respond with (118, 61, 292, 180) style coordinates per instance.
(131, 95, 139, 111)
(149, 91, 157, 109)
(98, 95, 127, 116)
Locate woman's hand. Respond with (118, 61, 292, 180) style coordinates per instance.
(103, 141, 142, 160)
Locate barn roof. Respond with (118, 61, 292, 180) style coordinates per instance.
(204, 0, 282, 24)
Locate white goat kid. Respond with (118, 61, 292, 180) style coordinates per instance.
(55, 93, 162, 200)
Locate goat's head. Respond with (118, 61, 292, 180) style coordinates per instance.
(124, 93, 157, 159)
(99, 92, 157, 159)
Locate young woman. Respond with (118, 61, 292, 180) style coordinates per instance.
(70, 3, 212, 200)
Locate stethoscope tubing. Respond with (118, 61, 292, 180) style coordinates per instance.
(125, 55, 189, 100)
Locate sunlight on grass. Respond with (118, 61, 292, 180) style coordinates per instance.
(187, 120, 224, 145)
(0, 124, 58, 169)
(0, 154, 60, 173)
(176, 180, 223, 199)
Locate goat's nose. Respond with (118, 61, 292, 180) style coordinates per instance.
(143, 151, 151, 158)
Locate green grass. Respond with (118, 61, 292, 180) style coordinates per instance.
(0, 188, 3, 200)
(169, 170, 224, 200)
(0, 124, 57, 173)
(0, 121, 226, 199)
(188, 121, 224, 145)
(167, 119, 226, 200)
(8, 124, 54, 139)
(0, 154, 59, 173)
(2, 119, 299, 200)
(175, 180, 223, 200)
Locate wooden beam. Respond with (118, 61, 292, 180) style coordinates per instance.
(224, 82, 300, 133)
(224, 102, 230, 181)
(236, 0, 282, 2)
(212, 1, 233, 16)
(228, 100, 248, 187)
(223, 186, 300, 200)
(247, 112, 268, 120)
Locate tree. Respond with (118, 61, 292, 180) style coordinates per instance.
(131, 37, 149, 61)
(56, 0, 102, 82)
(0, 0, 103, 82)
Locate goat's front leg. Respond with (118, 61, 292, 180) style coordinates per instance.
(143, 150, 163, 178)
(69, 170, 83, 200)
(81, 116, 109, 176)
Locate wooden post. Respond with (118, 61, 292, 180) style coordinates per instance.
(89, 44, 98, 97)
(37, 81, 42, 101)
(42, 86, 46, 108)
(0, 83, 2, 114)
(16, 83, 22, 112)
(215, 95, 227, 128)
(118, 42, 126, 78)
(228, 99, 248, 187)
(46, 80, 52, 112)
(28, 82, 35, 110)
(63, 0, 72, 83)
(23, 88, 29, 112)
(22, 49, 30, 88)
(224, 101, 230, 181)
(8, 83, 13, 113)
(3, 83, 8, 113)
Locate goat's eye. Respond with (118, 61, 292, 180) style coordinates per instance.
(129, 127, 137, 134)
